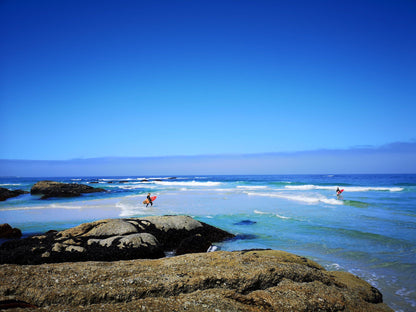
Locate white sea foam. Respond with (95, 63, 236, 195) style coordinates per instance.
(236, 185, 268, 190)
(119, 185, 157, 190)
(254, 210, 291, 219)
(100, 178, 147, 182)
(275, 214, 290, 219)
(284, 184, 322, 190)
(394, 288, 416, 309)
(0, 183, 22, 186)
(116, 198, 155, 217)
(344, 186, 403, 192)
(326, 263, 342, 271)
(153, 181, 221, 186)
(284, 185, 403, 192)
(1, 204, 84, 211)
(348, 268, 380, 289)
(396, 287, 415, 297)
(48, 203, 82, 209)
(248, 192, 343, 205)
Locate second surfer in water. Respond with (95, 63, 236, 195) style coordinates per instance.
(336, 187, 343, 200)
(146, 193, 153, 207)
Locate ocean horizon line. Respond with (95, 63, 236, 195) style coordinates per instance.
(1, 174, 415, 180)
(1, 141, 415, 176)
(2, 140, 416, 162)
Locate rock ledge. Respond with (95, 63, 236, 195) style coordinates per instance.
(0, 250, 393, 311)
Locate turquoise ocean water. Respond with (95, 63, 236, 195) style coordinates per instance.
(1, 174, 415, 311)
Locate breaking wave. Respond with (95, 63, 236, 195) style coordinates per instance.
(248, 192, 343, 205)
(284, 185, 403, 192)
(152, 181, 221, 186)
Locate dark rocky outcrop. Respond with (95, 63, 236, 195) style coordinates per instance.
(0, 299, 38, 309)
(0, 216, 234, 265)
(0, 250, 393, 311)
(0, 224, 22, 239)
(30, 180, 106, 199)
(0, 187, 28, 201)
(176, 233, 211, 255)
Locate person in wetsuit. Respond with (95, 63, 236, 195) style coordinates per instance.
(336, 187, 343, 200)
(146, 193, 153, 207)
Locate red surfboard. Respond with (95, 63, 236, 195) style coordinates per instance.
(143, 196, 157, 204)
(338, 189, 344, 194)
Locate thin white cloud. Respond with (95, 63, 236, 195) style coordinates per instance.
(1, 141, 415, 176)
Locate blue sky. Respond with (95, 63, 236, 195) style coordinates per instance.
(1, 0, 415, 174)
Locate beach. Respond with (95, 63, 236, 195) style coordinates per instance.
(1, 174, 415, 311)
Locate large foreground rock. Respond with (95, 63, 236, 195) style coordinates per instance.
(30, 180, 106, 199)
(0, 216, 234, 264)
(0, 250, 393, 311)
(0, 187, 28, 201)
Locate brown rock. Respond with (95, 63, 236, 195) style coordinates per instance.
(0, 187, 28, 201)
(30, 180, 106, 199)
(0, 216, 234, 264)
(176, 233, 211, 255)
(0, 250, 393, 311)
(0, 223, 22, 239)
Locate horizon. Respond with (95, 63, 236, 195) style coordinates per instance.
(2, 174, 415, 179)
(1, 0, 415, 174)
(1, 141, 415, 176)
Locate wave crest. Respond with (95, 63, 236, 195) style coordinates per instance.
(284, 185, 403, 192)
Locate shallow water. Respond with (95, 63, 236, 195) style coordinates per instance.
(1, 174, 415, 311)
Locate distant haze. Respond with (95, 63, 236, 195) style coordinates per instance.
(1, 142, 415, 177)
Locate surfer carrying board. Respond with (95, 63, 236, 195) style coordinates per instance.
(336, 187, 344, 200)
(146, 193, 153, 207)
(143, 193, 157, 207)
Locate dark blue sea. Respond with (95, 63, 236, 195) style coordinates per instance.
(1, 174, 415, 311)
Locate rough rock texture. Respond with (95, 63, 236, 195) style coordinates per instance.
(0, 216, 234, 264)
(0, 187, 28, 201)
(0, 224, 22, 239)
(30, 180, 106, 199)
(0, 250, 393, 311)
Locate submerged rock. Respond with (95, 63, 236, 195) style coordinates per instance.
(0, 250, 393, 311)
(234, 219, 257, 225)
(30, 180, 106, 199)
(0, 216, 234, 264)
(0, 187, 28, 201)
